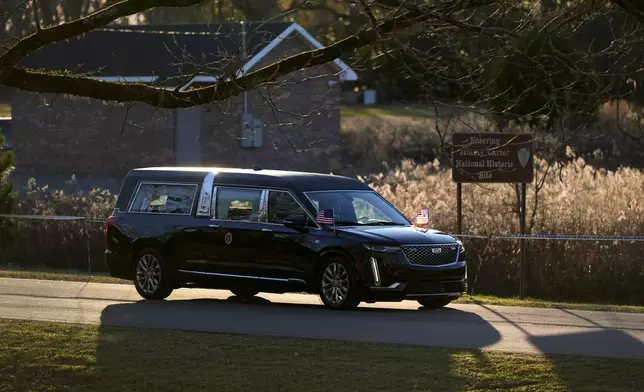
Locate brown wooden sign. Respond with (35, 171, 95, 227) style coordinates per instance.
(451, 132, 534, 183)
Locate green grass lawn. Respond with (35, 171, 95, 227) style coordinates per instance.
(2, 268, 644, 314)
(0, 319, 641, 392)
(0, 268, 128, 284)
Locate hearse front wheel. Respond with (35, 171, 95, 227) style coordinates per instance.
(417, 297, 452, 309)
(319, 257, 361, 310)
(133, 248, 174, 300)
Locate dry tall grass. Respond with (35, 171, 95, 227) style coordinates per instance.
(365, 157, 644, 236)
(340, 100, 644, 175)
(361, 157, 644, 303)
(2, 156, 643, 304)
(2, 102, 644, 304)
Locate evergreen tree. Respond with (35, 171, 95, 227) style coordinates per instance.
(0, 131, 17, 248)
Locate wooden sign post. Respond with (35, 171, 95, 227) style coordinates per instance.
(451, 132, 534, 299)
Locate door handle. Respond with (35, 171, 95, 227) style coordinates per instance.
(262, 228, 273, 232)
(183, 228, 197, 233)
(209, 224, 220, 228)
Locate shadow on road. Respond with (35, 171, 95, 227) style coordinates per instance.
(478, 304, 644, 391)
(95, 295, 503, 391)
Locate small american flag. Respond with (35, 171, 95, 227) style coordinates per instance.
(415, 208, 430, 225)
(316, 209, 335, 225)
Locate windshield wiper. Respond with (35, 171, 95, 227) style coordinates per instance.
(323, 220, 406, 226)
(358, 221, 407, 226)
(326, 220, 358, 226)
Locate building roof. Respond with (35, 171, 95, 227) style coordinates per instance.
(19, 21, 357, 87)
(128, 167, 371, 193)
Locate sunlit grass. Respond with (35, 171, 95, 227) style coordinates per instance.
(1, 319, 642, 392)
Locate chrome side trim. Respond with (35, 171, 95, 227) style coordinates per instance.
(196, 172, 216, 217)
(369, 282, 402, 290)
(258, 189, 269, 222)
(369, 257, 381, 287)
(178, 269, 307, 284)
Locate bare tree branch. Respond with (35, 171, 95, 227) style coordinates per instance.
(0, 0, 496, 108)
(0, 0, 209, 68)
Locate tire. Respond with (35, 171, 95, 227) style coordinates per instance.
(318, 256, 361, 310)
(231, 289, 259, 298)
(133, 247, 174, 300)
(417, 297, 453, 309)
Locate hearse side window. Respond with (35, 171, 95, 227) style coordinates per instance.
(267, 191, 308, 225)
(216, 187, 263, 222)
(129, 183, 197, 215)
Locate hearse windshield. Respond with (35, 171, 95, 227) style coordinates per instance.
(305, 190, 410, 226)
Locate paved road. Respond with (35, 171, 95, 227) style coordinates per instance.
(1, 277, 644, 359)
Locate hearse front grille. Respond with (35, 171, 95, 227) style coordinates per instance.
(401, 244, 458, 266)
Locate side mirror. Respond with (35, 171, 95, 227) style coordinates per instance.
(283, 217, 309, 232)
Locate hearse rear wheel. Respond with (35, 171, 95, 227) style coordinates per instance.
(133, 248, 174, 300)
(319, 257, 361, 310)
(417, 297, 453, 309)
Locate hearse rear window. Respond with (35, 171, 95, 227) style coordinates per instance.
(129, 183, 198, 215)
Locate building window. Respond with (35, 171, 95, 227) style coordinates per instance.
(129, 183, 198, 215)
(215, 187, 263, 221)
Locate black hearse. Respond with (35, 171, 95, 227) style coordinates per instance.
(105, 167, 467, 310)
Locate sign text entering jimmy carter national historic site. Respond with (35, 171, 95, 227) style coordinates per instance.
(451, 132, 534, 183)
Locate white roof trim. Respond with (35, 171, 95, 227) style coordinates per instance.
(178, 75, 219, 92)
(90, 76, 159, 83)
(170, 22, 359, 92)
(238, 22, 358, 81)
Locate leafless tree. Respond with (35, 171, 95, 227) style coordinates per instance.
(2, 0, 644, 170)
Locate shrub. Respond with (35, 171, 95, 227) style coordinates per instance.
(0, 178, 115, 272)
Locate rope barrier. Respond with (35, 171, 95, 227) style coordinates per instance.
(454, 233, 644, 242)
(1, 214, 643, 241)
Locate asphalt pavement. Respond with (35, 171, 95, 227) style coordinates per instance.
(1, 277, 644, 359)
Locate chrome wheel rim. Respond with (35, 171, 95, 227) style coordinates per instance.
(321, 262, 349, 306)
(136, 254, 161, 294)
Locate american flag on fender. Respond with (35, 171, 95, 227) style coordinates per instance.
(316, 209, 335, 225)
(415, 208, 430, 225)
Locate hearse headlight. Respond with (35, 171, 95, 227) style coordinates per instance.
(456, 239, 465, 253)
(364, 244, 401, 253)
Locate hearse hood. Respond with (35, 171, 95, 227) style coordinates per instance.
(336, 225, 458, 245)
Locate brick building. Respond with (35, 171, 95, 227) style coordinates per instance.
(9, 22, 357, 193)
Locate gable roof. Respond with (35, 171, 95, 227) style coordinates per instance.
(18, 21, 357, 88)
